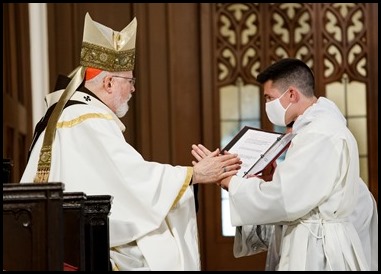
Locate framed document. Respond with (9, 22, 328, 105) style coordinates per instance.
(222, 126, 295, 177)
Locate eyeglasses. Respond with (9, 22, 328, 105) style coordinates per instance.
(111, 75, 136, 86)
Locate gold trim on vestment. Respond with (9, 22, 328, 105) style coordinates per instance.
(171, 167, 193, 210)
(34, 66, 86, 183)
(57, 113, 113, 128)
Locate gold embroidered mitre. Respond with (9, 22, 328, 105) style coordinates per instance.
(80, 13, 137, 72)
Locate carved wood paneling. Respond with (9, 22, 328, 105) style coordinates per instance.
(200, 3, 378, 270)
(211, 3, 377, 198)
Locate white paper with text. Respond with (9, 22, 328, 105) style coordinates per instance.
(223, 127, 295, 177)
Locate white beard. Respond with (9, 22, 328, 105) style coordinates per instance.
(115, 93, 132, 118)
(116, 102, 129, 118)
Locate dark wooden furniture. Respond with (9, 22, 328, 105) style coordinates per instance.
(63, 192, 87, 271)
(63, 192, 113, 271)
(84, 195, 113, 271)
(2, 158, 13, 184)
(3, 182, 113, 271)
(3, 182, 65, 271)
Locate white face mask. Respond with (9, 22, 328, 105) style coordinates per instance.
(265, 89, 292, 126)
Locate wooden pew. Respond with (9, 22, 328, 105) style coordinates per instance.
(84, 195, 113, 271)
(3, 182, 113, 271)
(63, 192, 87, 271)
(3, 182, 65, 271)
(63, 193, 113, 271)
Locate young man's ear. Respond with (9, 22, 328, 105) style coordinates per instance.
(289, 87, 300, 103)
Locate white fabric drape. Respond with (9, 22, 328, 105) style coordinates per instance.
(21, 89, 200, 270)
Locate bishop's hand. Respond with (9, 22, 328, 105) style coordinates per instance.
(191, 144, 241, 186)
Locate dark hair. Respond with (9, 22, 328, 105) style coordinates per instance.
(256, 58, 315, 97)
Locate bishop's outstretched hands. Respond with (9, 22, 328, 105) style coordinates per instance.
(191, 144, 241, 189)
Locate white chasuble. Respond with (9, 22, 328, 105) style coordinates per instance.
(21, 89, 200, 270)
